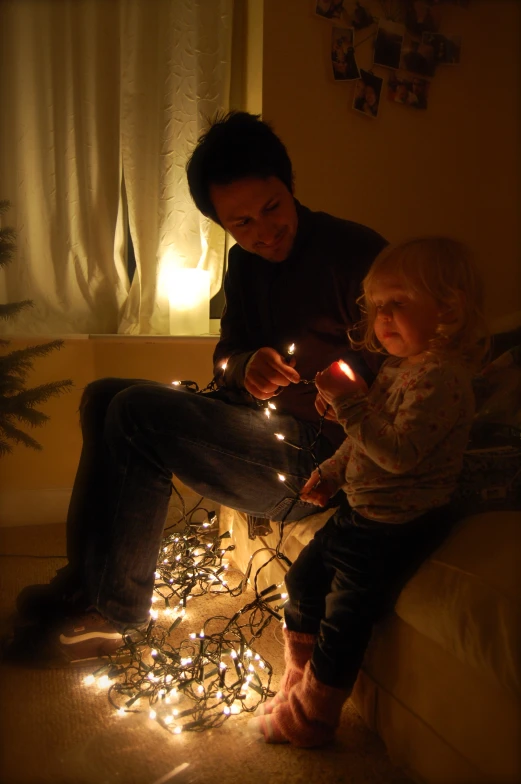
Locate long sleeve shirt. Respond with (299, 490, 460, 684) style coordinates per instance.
(212, 201, 387, 450)
(319, 357, 475, 522)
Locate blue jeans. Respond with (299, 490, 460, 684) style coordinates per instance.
(283, 503, 457, 690)
(66, 378, 336, 628)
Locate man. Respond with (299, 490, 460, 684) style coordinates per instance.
(5, 112, 386, 667)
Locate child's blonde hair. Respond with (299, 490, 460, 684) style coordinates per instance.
(351, 236, 490, 368)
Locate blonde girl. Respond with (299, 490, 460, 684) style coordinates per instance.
(250, 237, 488, 747)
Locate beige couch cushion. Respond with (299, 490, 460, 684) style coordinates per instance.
(395, 510, 521, 694)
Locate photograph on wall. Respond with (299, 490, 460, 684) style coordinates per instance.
(331, 26, 360, 81)
(400, 31, 436, 76)
(404, 0, 443, 37)
(315, 0, 345, 20)
(388, 74, 430, 109)
(373, 18, 405, 70)
(353, 69, 383, 118)
(349, 1, 374, 30)
(422, 32, 462, 64)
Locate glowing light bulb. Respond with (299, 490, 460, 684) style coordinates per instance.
(287, 343, 295, 356)
(149, 709, 157, 720)
(275, 433, 285, 440)
(278, 474, 286, 482)
(171, 380, 181, 386)
(265, 408, 271, 419)
(174, 726, 182, 734)
(84, 675, 95, 686)
(118, 708, 126, 717)
(150, 609, 159, 620)
(268, 402, 276, 410)
(164, 715, 173, 724)
(223, 706, 231, 715)
(221, 360, 228, 371)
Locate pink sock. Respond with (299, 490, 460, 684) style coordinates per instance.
(254, 690, 288, 716)
(252, 662, 349, 748)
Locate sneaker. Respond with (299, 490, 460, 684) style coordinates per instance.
(2, 610, 143, 669)
(15, 565, 88, 624)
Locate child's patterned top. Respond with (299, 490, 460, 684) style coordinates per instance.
(320, 356, 475, 523)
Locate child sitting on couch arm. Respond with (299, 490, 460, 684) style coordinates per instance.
(250, 236, 489, 747)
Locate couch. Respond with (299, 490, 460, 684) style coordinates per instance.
(218, 331, 521, 783)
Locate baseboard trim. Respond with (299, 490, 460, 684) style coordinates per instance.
(0, 488, 72, 527)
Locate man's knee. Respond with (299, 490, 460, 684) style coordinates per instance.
(79, 378, 146, 427)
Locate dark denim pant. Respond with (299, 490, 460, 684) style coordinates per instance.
(283, 502, 457, 690)
(66, 378, 336, 628)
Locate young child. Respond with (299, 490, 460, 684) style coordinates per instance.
(250, 236, 489, 747)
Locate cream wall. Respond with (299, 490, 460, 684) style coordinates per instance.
(0, 338, 217, 525)
(261, 0, 521, 323)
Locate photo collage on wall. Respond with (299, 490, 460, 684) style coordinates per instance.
(314, 0, 468, 120)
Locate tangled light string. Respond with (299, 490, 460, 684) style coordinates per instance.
(84, 345, 346, 735)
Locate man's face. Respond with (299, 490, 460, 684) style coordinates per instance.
(209, 176, 298, 262)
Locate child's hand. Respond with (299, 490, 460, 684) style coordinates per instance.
(315, 360, 368, 404)
(299, 470, 336, 506)
(314, 392, 339, 421)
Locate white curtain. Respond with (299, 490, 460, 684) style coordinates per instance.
(0, 0, 232, 336)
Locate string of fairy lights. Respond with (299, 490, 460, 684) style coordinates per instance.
(83, 344, 351, 736)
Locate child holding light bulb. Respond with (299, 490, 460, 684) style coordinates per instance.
(251, 236, 489, 747)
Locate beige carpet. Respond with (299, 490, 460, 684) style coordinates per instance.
(0, 523, 412, 784)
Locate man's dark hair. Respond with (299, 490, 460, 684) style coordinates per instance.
(186, 111, 294, 224)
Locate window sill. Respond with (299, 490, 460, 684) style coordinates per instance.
(5, 320, 221, 343)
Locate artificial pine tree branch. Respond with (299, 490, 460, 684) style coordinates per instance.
(0, 301, 33, 320)
(0, 340, 67, 381)
(3, 380, 73, 413)
(0, 421, 43, 455)
(0, 200, 75, 454)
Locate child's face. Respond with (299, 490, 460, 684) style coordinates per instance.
(370, 275, 440, 363)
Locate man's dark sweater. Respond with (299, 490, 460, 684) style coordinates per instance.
(213, 201, 387, 449)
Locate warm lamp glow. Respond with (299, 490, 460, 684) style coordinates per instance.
(168, 268, 210, 335)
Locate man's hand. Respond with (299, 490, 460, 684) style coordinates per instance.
(299, 470, 336, 506)
(244, 347, 300, 400)
(315, 360, 368, 405)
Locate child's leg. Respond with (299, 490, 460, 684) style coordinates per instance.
(252, 507, 455, 746)
(256, 530, 332, 716)
(255, 628, 317, 715)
